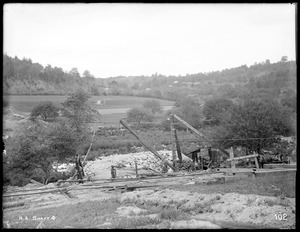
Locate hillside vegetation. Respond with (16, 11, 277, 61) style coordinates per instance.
(3, 55, 296, 103)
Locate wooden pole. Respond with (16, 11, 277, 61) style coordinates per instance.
(82, 127, 96, 166)
(174, 129, 182, 163)
(254, 156, 260, 170)
(134, 158, 139, 179)
(170, 117, 176, 167)
(230, 147, 236, 172)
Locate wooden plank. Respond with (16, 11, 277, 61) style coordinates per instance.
(3, 187, 69, 198)
(227, 154, 258, 162)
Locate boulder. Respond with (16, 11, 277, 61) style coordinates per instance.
(171, 219, 221, 229)
(116, 206, 147, 217)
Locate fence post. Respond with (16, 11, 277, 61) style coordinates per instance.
(254, 154, 259, 170)
(134, 158, 139, 179)
(230, 147, 236, 175)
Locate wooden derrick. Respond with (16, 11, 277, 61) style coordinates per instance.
(120, 120, 175, 171)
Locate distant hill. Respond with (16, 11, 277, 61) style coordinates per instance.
(3, 54, 296, 103)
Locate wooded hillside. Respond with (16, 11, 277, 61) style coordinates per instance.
(3, 54, 296, 104)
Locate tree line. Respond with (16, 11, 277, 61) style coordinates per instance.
(3, 54, 296, 104)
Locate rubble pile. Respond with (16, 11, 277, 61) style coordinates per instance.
(114, 151, 174, 173)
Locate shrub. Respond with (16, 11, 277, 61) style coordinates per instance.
(143, 99, 162, 114)
(5, 169, 31, 187)
(127, 107, 154, 124)
(31, 101, 59, 121)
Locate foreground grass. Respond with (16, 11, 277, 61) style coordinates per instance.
(3, 198, 121, 229)
(167, 171, 296, 198)
(3, 198, 189, 229)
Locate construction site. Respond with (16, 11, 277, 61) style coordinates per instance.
(3, 114, 296, 229)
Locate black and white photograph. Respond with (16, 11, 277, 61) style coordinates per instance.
(3, 3, 296, 229)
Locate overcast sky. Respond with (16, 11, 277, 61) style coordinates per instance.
(3, 3, 296, 78)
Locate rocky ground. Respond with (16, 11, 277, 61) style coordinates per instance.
(3, 151, 296, 229)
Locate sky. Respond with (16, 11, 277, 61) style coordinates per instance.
(3, 3, 296, 78)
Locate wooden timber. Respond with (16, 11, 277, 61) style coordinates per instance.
(120, 120, 174, 171)
(227, 154, 259, 162)
(3, 187, 69, 198)
(172, 114, 230, 157)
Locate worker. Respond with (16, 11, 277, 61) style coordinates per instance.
(75, 157, 84, 183)
(192, 150, 199, 164)
(258, 154, 265, 169)
(111, 165, 117, 180)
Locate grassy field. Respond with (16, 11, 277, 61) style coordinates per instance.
(5, 95, 174, 126)
(5, 95, 174, 113)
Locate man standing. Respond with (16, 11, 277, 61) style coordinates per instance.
(76, 157, 85, 183)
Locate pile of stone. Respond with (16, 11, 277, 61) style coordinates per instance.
(115, 151, 174, 173)
(114, 151, 194, 173)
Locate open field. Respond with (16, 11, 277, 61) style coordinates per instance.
(4, 95, 174, 126)
(5, 95, 174, 114)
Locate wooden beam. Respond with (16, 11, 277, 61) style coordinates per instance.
(227, 154, 258, 162)
(174, 129, 182, 163)
(172, 114, 229, 157)
(120, 120, 175, 171)
(170, 118, 176, 166)
(3, 187, 69, 198)
(82, 127, 96, 166)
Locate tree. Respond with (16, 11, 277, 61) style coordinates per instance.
(127, 107, 154, 124)
(59, 89, 101, 159)
(82, 70, 94, 78)
(174, 97, 203, 128)
(61, 89, 100, 132)
(211, 95, 293, 153)
(143, 99, 162, 114)
(281, 89, 296, 113)
(49, 118, 89, 163)
(31, 101, 59, 121)
(69, 67, 80, 77)
(281, 56, 288, 62)
(4, 120, 57, 185)
(216, 84, 237, 98)
(203, 97, 234, 125)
